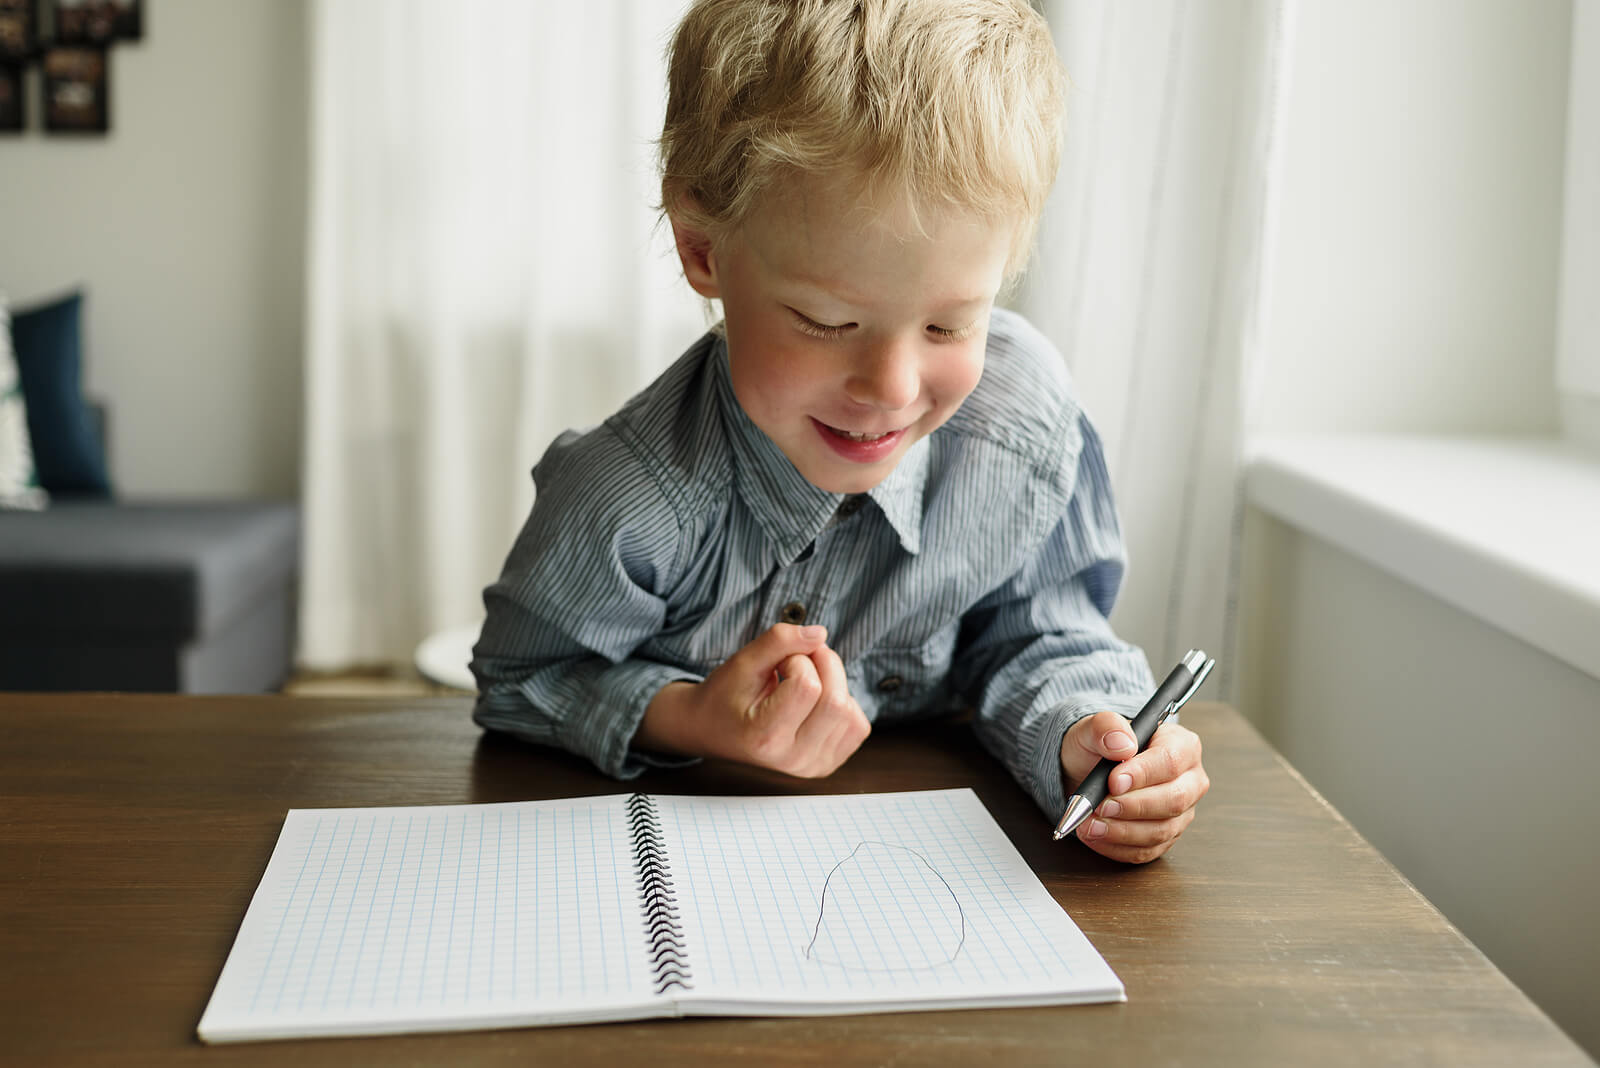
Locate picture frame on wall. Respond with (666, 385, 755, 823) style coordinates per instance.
(0, 0, 37, 62)
(0, 63, 22, 132)
(109, 0, 137, 40)
(42, 44, 106, 133)
(52, 0, 140, 45)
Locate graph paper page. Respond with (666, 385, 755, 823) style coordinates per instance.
(655, 788, 1123, 1012)
(198, 796, 658, 1042)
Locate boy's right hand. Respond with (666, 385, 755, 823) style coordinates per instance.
(637, 624, 871, 778)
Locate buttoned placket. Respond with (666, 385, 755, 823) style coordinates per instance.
(761, 495, 869, 632)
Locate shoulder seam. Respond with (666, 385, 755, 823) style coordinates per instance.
(605, 413, 722, 586)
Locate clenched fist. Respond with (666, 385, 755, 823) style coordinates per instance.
(636, 623, 872, 778)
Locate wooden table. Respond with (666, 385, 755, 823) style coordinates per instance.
(1, 696, 1590, 1066)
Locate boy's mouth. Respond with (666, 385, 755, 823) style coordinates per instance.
(812, 419, 907, 462)
(829, 426, 894, 442)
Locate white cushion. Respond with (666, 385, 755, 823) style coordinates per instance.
(0, 294, 49, 510)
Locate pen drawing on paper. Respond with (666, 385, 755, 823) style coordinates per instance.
(803, 840, 966, 970)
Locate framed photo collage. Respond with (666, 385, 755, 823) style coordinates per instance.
(1, 0, 143, 135)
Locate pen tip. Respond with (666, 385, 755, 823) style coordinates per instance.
(1053, 795, 1094, 841)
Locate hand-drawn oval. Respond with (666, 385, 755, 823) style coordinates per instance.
(804, 841, 965, 970)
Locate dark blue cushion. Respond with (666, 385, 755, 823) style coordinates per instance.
(10, 290, 112, 498)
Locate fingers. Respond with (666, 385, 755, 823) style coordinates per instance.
(1060, 708, 1140, 787)
(1104, 722, 1203, 795)
(746, 643, 869, 778)
(730, 624, 829, 712)
(1073, 723, 1209, 864)
(789, 645, 870, 774)
(749, 652, 822, 742)
(1094, 767, 1210, 821)
(1077, 808, 1197, 864)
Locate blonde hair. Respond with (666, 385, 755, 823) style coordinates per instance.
(659, 0, 1066, 276)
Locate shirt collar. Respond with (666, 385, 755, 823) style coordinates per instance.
(712, 334, 927, 563)
(865, 434, 927, 555)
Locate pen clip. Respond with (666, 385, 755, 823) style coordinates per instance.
(1165, 655, 1216, 719)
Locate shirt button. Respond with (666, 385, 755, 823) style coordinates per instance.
(838, 495, 865, 517)
(876, 675, 903, 694)
(780, 601, 808, 625)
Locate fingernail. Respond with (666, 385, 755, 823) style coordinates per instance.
(1110, 772, 1132, 794)
(801, 625, 826, 639)
(1106, 730, 1134, 754)
(1099, 799, 1121, 818)
(1080, 819, 1108, 839)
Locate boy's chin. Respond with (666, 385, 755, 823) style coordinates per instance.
(780, 426, 920, 494)
(796, 457, 898, 495)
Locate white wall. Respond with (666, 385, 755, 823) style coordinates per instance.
(1237, 511, 1600, 1057)
(0, 0, 308, 498)
(1253, 0, 1569, 436)
(1559, 1, 1600, 448)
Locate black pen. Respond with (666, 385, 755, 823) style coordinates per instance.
(1052, 649, 1216, 841)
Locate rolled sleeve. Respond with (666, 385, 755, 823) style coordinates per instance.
(956, 414, 1155, 821)
(576, 659, 704, 778)
(471, 425, 700, 779)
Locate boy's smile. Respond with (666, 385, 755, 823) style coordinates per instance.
(671, 176, 1016, 494)
(812, 418, 907, 464)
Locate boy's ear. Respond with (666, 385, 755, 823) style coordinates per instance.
(668, 211, 723, 300)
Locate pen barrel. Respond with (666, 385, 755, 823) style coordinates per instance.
(1127, 660, 1197, 744)
(1072, 756, 1118, 809)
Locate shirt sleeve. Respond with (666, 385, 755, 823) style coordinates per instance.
(470, 426, 702, 779)
(949, 413, 1155, 821)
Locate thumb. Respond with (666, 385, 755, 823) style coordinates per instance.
(727, 623, 828, 706)
(1061, 709, 1138, 785)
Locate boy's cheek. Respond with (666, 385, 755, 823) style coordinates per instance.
(926, 342, 986, 423)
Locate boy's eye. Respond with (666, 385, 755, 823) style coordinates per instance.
(790, 309, 853, 339)
(788, 308, 977, 342)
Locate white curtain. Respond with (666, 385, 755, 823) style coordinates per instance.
(1020, 0, 1297, 697)
(300, 0, 1296, 687)
(300, 0, 704, 668)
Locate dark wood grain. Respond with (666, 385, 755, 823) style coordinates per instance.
(0, 696, 1589, 1066)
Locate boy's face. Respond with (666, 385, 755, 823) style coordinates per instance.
(672, 177, 1013, 494)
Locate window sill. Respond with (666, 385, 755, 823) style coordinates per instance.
(1244, 433, 1600, 682)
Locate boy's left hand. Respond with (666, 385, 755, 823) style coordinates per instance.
(1059, 709, 1209, 864)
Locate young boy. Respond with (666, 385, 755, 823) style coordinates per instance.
(473, 0, 1208, 864)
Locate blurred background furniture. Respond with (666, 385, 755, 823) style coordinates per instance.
(0, 498, 300, 692)
(413, 620, 480, 693)
(1, 290, 299, 692)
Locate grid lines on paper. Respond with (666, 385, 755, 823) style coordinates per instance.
(220, 799, 643, 1021)
(660, 790, 1091, 998)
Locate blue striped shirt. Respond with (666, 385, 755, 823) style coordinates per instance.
(472, 308, 1154, 820)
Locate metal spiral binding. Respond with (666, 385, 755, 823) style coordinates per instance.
(626, 793, 693, 995)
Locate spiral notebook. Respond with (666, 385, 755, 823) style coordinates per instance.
(197, 787, 1123, 1043)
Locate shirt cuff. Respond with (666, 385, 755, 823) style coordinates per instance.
(570, 659, 704, 779)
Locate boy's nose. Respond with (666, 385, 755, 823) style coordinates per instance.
(845, 337, 921, 412)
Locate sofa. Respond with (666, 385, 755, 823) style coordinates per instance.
(0, 498, 300, 692)
(1, 289, 300, 693)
